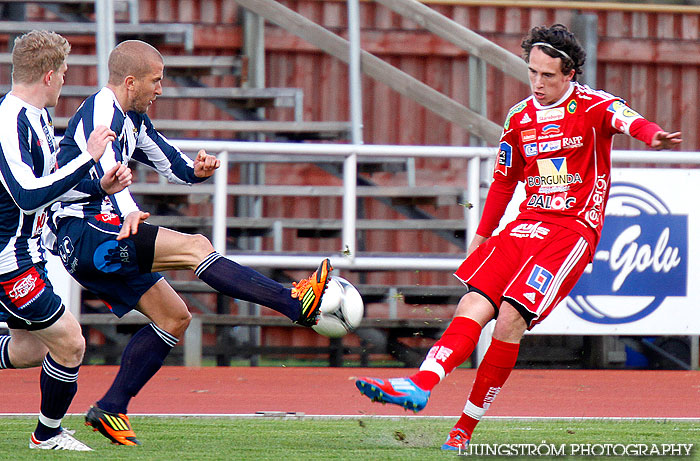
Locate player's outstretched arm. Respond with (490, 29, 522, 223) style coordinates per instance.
(100, 162, 133, 195)
(193, 149, 220, 178)
(117, 210, 150, 241)
(86, 125, 117, 161)
(650, 131, 682, 150)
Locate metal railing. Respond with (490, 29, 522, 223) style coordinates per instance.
(171, 140, 496, 270)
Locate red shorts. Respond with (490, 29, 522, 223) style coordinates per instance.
(454, 220, 591, 328)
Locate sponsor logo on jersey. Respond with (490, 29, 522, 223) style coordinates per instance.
(94, 240, 130, 273)
(562, 136, 584, 149)
(495, 142, 512, 176)
(541, 124, 561, 136)
(520, 113, 532, 124)
(608, 100, 642, 134)
(504, 101, 527, 130)
(567, 99, 577, 114)
(527, 265, 553, 294)
(527, 192, 576, 210)
(510, 222, 550, 239)
(521, 128, 537, 142)
(41, 122, 56, 153)
(1, 267, 46, 310)
(584, 174, 608, 228)
(530, 157, 582, 193)
(524, 142, 538, 157)
(536, 107, 565, 123)
(567, 182, 687, 324)
(538, 140, 561, 153)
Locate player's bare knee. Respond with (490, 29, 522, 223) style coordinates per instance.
(49, 334, 85, 368)
(159, 309, 191, 338)
(189, 233, 214, 259)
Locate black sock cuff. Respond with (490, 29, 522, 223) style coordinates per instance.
(194, 252, 222, 277)
(0, 336, 14, 369)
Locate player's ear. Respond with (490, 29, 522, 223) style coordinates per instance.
(565, 68, 575, 82)
(43, 69, 54, 86)
(124, 75, 136, 90)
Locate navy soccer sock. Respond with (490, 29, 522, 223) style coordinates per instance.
(195, 252, 301, 321)
(34, 354, 79, 441)
(0, 335, 14, 369)
(97, 323, 177, 414)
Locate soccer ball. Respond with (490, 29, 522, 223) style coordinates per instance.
(312, 277, 364, 338)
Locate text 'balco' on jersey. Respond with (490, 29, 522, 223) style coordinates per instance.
(478, 82, 661, 254)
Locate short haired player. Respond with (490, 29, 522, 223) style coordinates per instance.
(355, 24, 681, 450)
(46, 40, 332, 446)
(0, 30, 130, 451)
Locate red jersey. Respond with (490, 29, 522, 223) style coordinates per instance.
(477, 82, 661, 254)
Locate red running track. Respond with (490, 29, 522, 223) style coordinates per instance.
(1, 367, 699, 418)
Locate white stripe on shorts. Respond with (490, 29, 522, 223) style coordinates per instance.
(537, 236, 588, 316)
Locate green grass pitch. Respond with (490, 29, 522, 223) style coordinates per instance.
(2, 416, 698, 460)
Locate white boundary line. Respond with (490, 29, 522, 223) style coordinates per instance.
(2, 413, 700, 422)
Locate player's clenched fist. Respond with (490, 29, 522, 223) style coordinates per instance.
(193, 149, 220, 178)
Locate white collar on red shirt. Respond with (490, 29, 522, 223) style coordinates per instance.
(532, 82, 575, 110)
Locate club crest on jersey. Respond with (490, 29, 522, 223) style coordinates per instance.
(495, 142, 512, 176)
(527, 265, 553, 294)
(1, 267, 46, 309)
(567, 100, 577, 114)
(536, 107, 565, 123)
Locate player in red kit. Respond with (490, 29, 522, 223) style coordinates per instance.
(355, 24, 681, 450)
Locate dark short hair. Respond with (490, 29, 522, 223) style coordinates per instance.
(521, 24, 586, 80)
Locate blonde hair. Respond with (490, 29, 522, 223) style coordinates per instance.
(108, 40, 163, 85)
(12, 30, 71, 84)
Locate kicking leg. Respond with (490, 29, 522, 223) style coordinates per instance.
(356, 292, 494, 411)
(152, 227, 331, 325)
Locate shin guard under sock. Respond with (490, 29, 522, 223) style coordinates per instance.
(195, 252, 301, 321)
(34, 354, 79, 441)
(455, 338, 520, 436)
(97, 324, 177, 414)
(410, 317, 482, 391)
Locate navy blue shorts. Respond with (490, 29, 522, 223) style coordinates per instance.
(0, 262, 65, 330)
(55, 215, 162, 317)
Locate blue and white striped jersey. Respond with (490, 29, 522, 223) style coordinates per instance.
(49, 87, 204, 227)
(0, 93, 98, 274)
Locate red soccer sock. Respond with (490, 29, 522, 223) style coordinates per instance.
(409, 316, 482, 391)
(454, 338, 520, 436)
